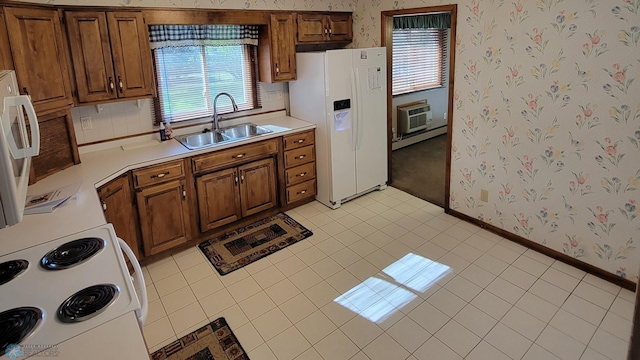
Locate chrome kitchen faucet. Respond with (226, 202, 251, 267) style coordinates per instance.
(212, 92, 239, 132)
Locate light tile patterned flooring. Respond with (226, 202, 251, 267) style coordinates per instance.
(138, 187, 635, 360)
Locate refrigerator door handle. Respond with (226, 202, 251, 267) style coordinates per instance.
(349, 69, 358, 151)
(354, 69, 364, 150)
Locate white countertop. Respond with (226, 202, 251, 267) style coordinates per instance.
(0, 111, 314, 256)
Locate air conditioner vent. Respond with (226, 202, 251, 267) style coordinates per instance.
(397, 102, 432, 135)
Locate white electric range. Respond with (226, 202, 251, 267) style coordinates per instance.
(0, 223, 148, 359)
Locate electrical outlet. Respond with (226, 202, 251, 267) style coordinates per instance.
(80, 116, 92, 130)
(444, 112, 448, 120)
(480, 189, 489, 202)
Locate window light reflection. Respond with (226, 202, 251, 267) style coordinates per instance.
(334, 253, 451, 323)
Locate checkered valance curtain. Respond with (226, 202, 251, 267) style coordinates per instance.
(148, 25, 259, 49)
(393, 12, 451, 29)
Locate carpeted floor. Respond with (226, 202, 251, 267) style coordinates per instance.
(391, 134, 447, 208)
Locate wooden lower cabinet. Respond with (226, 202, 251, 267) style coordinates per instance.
(239, 158, 277, 217)
(196, 157, 277, 233)
(136, 179, 191, 256)
(97, 174, 140, 260)
(196, 167, 242, 232)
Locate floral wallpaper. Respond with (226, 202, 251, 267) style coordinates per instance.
(352, 0, 640, 283)
(15, 0, 640, 282)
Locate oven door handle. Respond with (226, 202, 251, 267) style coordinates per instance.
(117, 238, 148, 327)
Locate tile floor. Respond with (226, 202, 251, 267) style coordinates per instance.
(138, 187, 635, 360)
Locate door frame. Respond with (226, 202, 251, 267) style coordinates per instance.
(381, 5, 457, 211)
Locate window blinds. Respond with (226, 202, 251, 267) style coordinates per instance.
(391, 28, 447, 95)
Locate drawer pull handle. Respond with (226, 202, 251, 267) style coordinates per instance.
(296, 172, 307, 177)
(295, 155, 306, 160)
(297, 190, 307, 195)
(152, 172, 169, 179)
(295, 139, 305, 143)
(233, 153, 246, 159)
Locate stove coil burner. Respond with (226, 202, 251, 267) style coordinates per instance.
(40, 237, 105, 270)
(57, 284, 119, 323)
(0, 260, 29, 286)
(0, 307, 43, 355)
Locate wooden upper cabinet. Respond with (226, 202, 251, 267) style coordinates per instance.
(259, 13, 296, 83)
(65, 11, 154, 104)
(107, 12, 154, 98)
(296, 13, 352, 44)
(0, 9, 14, 70)
(4, 7, 73, 114)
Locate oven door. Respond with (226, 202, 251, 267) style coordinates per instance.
(0, 90, 40, 228)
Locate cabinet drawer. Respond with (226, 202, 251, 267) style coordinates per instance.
(192, 139, 278, 173)
(285, 162, 316, 186)
(283, 130, 314, 150)
(286, 179, 316, 204)
(133, 160, 184, 188)
(284, 145, 315, 168)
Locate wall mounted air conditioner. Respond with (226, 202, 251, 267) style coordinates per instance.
(397, 102, 432, 135)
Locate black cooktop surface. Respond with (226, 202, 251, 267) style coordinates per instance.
(40, 238, 105, 270)
(0, 307, 43, 355)
(57, 284, 119, 323)
(0, 260, 29, 286)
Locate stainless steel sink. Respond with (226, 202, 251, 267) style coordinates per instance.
(219, 123, 272, 139)
(175, 123, 272, 150)
(175, 132, 231, 150)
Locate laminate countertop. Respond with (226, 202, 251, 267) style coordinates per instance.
(0, 111, 314, 255)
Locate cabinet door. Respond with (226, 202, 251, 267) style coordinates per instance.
(97, 174, 141, 260)
(296, 13, 326, 43)
(326, 14, 352, 42)
(4, 7, 73, 114)
(28, 108, 80, 184)
(107, 12, 154, 98)
(0, 9, 14, 70)
(137, 179, 190, 256)
(239, 158, 277, 217)
(196, 168, 242, 232)
(269, 14, 296, 82)
(65, 11, 117, 103)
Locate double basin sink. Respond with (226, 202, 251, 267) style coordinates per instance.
(175, 123, 272, 150)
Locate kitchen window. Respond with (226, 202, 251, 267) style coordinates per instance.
(149, 25, 260, 124)
(391, 13, 450, 96)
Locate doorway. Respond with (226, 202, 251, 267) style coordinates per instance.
(381, 5, 457, 210)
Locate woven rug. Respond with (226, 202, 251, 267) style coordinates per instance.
(150, 317, 248, 360)
(199, 212, 313, 275)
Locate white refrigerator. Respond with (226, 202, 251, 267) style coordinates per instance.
(290, 48, 387, 209)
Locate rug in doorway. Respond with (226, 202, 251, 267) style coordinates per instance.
(199, 212, 313, 275)
(150, 317, 248, 360)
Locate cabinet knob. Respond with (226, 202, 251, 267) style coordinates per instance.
(102, 202, 107, 211)
(295, 139, 305, 144)
(233, 153, 246, 159)
(275, 63, 279, 75)
(297, 190, 307, 195)
(296, 172, 307, 177)
(108, 77, 115, 93)
(294, 155, 306, 160)
(118, 76, 124, 93)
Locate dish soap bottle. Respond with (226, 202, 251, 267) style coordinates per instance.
(164, 121, 173, 140)
(159, 122, 167, 141)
